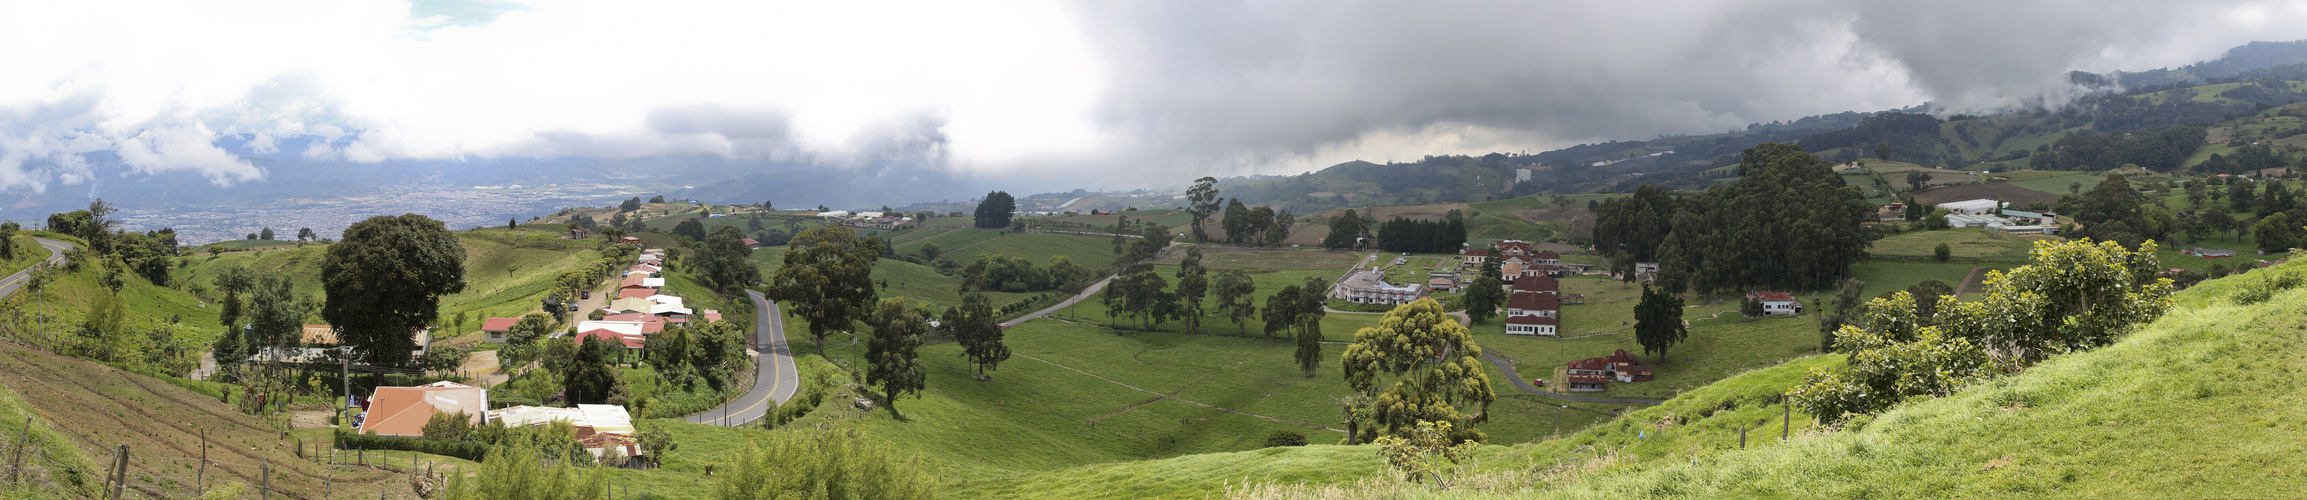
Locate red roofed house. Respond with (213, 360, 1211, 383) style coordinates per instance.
(576, 329, 647, 351)
(1505, 315, 1557, 336)
(1564, 373, 1607, 392)
(1507, 292, 1559, 319)
(1511, 275, 1559, 295)
(358, 382, 487, 437)
(742, 238, 761, 249)
(1533, 251, 1561, 264)
(617, 287, 658, 300)
(1461, 248, 1489, 265)
(481, 317, 521, 344)
(1748, 291, 1802, 316)
(1496, 240, 1533, 257)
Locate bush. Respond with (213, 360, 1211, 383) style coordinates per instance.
(1933, 242, 1952, 262)
(1264, 430, 1308, 447)
(334, 429, 491, 462)
(714, 428, 934, 499)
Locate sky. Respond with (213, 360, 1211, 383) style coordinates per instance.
(4, 0, 2307, 194)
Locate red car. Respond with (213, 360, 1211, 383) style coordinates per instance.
(1532, 379, 1548, 387)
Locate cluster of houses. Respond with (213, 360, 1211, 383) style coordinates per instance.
(1904, 199, 2060, 235)
(354, 382, 643, 461)
(1562, 349, 1654, 393)
(1462, 240, 1589, 282)
(351, 245, 731, 459)
(811, 210, 914, 229)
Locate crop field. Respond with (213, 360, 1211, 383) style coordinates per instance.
(1848, 261, 2005, 300)
(1999, 172, 2103, 197)
(1148, 245, 1363, 271)
(1909, 181, 2061, 206)
(890, 228, 1005, 257)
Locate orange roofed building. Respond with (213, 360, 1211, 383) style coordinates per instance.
(357, 382, 487, 437)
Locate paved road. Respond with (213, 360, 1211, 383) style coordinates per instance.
(1001, 275, 1114, 328)
(686, 290, 800, 426)
(0, 238, 70, 299)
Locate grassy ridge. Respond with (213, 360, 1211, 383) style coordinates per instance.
(0, 235, 47, 279)
(178, 228, 605, 332)
(942, 233, 1125, 271)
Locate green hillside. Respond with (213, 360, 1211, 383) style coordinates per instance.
(179, 227, 608, 332)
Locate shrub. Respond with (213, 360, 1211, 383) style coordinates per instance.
(1933, 242, 1952, 262)
(334, 430, 491, 462)
(1264, 430, 1308, 447)
(714, 428, 934, 499)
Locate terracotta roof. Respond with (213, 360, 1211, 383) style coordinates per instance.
(620, 274, 649, 289)
(1565, 373, 1608, 383)
(617, 287, 658, 299)
(358, 384, 487, 437)
(575, 329, 646, 349)
(742, 238, 760, 246)
(1751, 291, 1797, 302)
(1617, 364, 1653, 375)
(1567, 357, 1610, 370)
(1463, 248, 1489, 257)
(481, 317, 521, 332)
(1509, 293, 1559, 311)
(1505, 315, 1558, 325)
(702, 310, 723, 323)
(600, 313, 665, 323)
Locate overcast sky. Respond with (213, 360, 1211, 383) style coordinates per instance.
(5, 0, 2307, 193)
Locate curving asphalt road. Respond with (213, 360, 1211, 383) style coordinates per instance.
(1001, 275, 1113, 328)
(0, 238, 71, 300)
(685, 290, 800, 426)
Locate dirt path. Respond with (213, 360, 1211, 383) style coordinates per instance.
(460, 350, 507, 387)
(1957, 266, 1992, 296)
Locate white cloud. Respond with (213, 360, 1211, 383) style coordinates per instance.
(1, 0, 2306, 195)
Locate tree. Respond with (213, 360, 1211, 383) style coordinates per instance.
(866, 299, 927, 411)
(1212, 268, 1257, 334)
(919, 241, 943, 261)
(974, 191, 1017, 229)
(1633, 285, 1686, 360)
(1905, 279, 1955, 324)
(695, 226, 761, 292)
(1264, 209, 1295, 246)
(672, 219, 708, 243)
(320, 214, 469, 367)
(1325, 211, 1367, 249)
(82, 199, 119, 254)
(1788, 239, 2174, 422)
(946, 293, 1009, 379)
(1262, 285, 1301, 338)
(1173, 248, 1208, 333)
(244, 274, 313, 355)
(1340, 298, 1494, 443)
(297, 227, 316, 242)
(1464, 249, 1506, 323)
(1107, 263, 1173, 330)
(1294, 304, 1324, 377)
(636, 424, 677, 466)
(2256, 212, 2296, 253)
(1186, 176, 1220, 243)
(508, 218, 519, 230)
(1221, 199, 1251, 245)
(649, 195, 666, 204)
(1875, 142, 1891, 161)
(765, 226, 882, 354)
(259, 227, 276, 240)
(561, 336, 624, 405)
(1934, 242, 1953, 261)
(1906, 170, 1931, 191)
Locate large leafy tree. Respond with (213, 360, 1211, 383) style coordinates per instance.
(695, 225, 762, 292)
(672, 218, 708, 243)
(1212, 268, 1258, 335)
(765, 226, 882, 354)
(1173, 248, 1208, 333)
(974, 191, 1016, 229)
(1185, 176, 1220, 243)
(1633, 285, 1687, 360)
(245, 274, 314, 355)
(1324, 210, 1367, 249)
(945, 293, 1009, 379)
(562, 336, 625, 405)
(1340, 298, 1494, 444)
(866, 299, 927, 411)
(321, 214, 468, 367)
(1462, 248, 1505, 323)
(1106, 263, 1173, 330)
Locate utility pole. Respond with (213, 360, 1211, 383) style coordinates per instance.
(341, 346, 353, 426)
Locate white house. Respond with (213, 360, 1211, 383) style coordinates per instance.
(1749, 291, 1801, 316)
(1505, 315, 1558, 336)
(1332, 268, 1425, 305)
(1507, 292, 1559, 318)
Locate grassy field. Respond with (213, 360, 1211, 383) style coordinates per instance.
(943, 233, 1125, 271)
(889, 228, 1005, 257)
(748, 246, 1037, 311)
(2002, 171, 2102, 196)
(1869, 228, 2039, 262)
(1848, 261, 2003, 300)
(1480, 308, 1820, 400)
(193, 238, 312, 253)
(179, 228, 607, 335)
(0, 235, 46, 278)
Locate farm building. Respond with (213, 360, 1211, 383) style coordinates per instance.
(1937, 198, 2005, 215)
(1333, 268, 1426, 305)
(1505, 315, 1558, 336)
(481, 317, 520, 343)
(1748, 291, 1801, 316)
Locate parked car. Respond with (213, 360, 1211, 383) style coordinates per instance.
(1533, 379, 1548, 387)
(580, 290, 591, 300)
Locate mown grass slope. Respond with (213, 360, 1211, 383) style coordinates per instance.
(179, 228, 605, 331)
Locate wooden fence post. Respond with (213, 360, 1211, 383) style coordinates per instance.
(197, 427, 208, 495)
(109, 444, 128, 500)
(261, 459, 271, 500)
